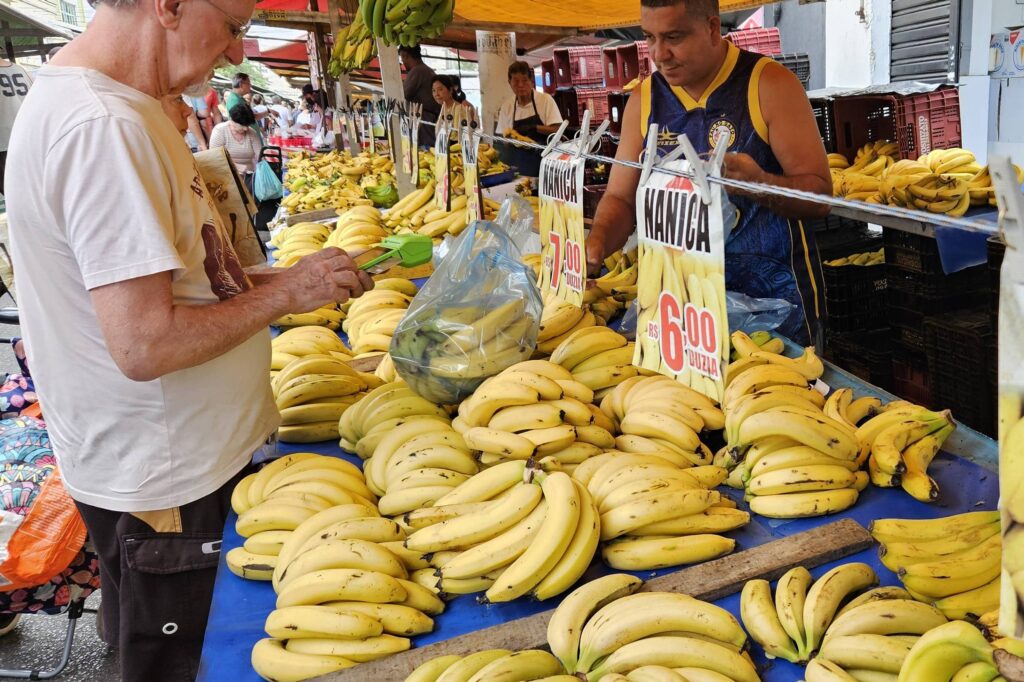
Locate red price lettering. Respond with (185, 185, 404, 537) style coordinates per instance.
(684, 303, 718, 354)
(549, 232, 563, 290)
(658, 291, 685, 374)
(564, 240, 583, 277)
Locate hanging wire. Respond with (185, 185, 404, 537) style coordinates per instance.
(384, 113, 1004, 236)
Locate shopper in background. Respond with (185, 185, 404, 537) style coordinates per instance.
(585, 0, 830, 345)
(270, 95, 291, 133)
(225, 72, 265, 141)
(294, 100, 322, 138)
(0, 58, 31, 195)
(431, 74, 475, 128)
(398, 45, 439, 146)
(4, 0, 373, 678)
(495, 60, 563, 176)
(250, 92, 271, 135)
(210, 104, 262, 175)
(205, 85, 224, 129)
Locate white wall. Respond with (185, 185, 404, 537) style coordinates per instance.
(988, 0, 1024, 163)
(825, 0, 891, 87)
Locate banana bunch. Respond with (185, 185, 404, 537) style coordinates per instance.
(829, 140, 900, 199)
(280, 181, 371, 216)
(227, 453, 378, 582)
(382, 181, 435, 230)
(573, 451, 744, 570)
(270, 222, 332, 267)
(452, 360, 610, 471)
(323, 205, 389, 255)
(405, 649, 564, 682)
(821, 388, 882, 429)
(338, 379, 448, 453)
(889, 620, 1023, 682)
(855, 403, 956, 501)
(740, 562, 878, 664)
(358, 0, 453, 48)
(550, 326, 650, 400)
(729, 329, 784, 361)
(536, 292, 601, 356)
(416, 195, 471, 239)
(358, 410, 480, 516)
(329, 9, 376, 76)
(251, 500, 446, 682)
(342, 287, 415, 357)
(390, 299, 539, 405)
(870, 511, 1002, 619)
(824, 248, 884, 267)
(585, 249, 639, 324)
(720, 340, 867, 518)
(274, 303, 346, 331)
(634, 242, 728, 402)
(271, 354, 382, 443)
(271, 325, 353, 371)
(404, 463, 601, 603)
(599, 375, 723, 467)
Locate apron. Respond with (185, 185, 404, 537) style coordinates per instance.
(505, 93, 547, 177)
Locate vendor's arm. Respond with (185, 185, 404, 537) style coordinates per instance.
(586, 91, 643, 271)
(723, 62, 831, 219)
(91, 248, 373, 382)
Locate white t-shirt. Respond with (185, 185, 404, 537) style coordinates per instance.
(5, 67, 279, 512)
(0, 63, 32, 153)
(495, 91, 563, 136)
(271, 104, 291, 129)
(296, 109, 322, 137)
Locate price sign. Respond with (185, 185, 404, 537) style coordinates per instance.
(538, 148, 586, 306)
(634, 159, 729, 403)
(400, 115, 413, 175)
(434, 119, 451, 211)
(460, 124, 484, 222)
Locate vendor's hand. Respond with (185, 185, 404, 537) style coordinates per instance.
(516, 124, 538, 139)
(585, 230, 607, 274)
(279, 248, 375, 312)
(722, 152, 767, 185)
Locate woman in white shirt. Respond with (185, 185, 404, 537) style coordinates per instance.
(209, 104, 262, 174)
(431, 75, 476, 128)
(295, 101, 323, 138)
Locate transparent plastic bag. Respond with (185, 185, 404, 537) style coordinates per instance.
(253, 159, 283, 202)
(726, 290, 795, 334)
(390, 202, 543, 404)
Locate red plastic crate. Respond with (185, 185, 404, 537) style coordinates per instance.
(725, 27, 782, 56)
(831, 87, 962, 161)
(607, 92, 629, 135)
(893, 88, 961, 159)
(618, 41, 653, 85)
(603, 46, 622, 90)
(541, 59, 556, 95)
(555, 87, 610, 127)
(553, 46, 604, 88)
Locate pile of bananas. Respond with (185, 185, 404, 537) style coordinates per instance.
(271, 325, 353, 372)
(282, 152, 392, 215)
(407, 573, 758, 681)
(871, 511, 1001, 619)
(358, 0, 453, 47)
(271, 353, 382, 444)
(270, 221, 333, 268)
(328, 9, 376, 76)
(879, 620, 1021, 682)
(227, 453, 379, 581)
(824, 248, 884, 267)
(400, 463, 599, 603)
(574, 451, 743, 571)
(536, 292, 601, 356)
(550, 327, 646, 399)
(342, 283, 417, 357)
(600, 375, 719, 467)
(384, 189, 501, 240)
(323, 205, 389, 255)
(452, 360, 607, 469)
(857, 403, 956, 501)
(740, 562, 879, 664)
(635, 242, 728, 402)
(419, 145, 511, 192)
(585, 249, 639, 324)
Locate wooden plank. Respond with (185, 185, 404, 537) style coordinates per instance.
(448, 18, 580, 36)
(346, 354, 384, 373)
(319, 518, 874, 681)
(377, 262, 433, 280)
(252, 8, 336, 24)
(286, 208, 341, 225)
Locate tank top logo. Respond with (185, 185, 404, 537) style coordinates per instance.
(708, 119, 737, 150)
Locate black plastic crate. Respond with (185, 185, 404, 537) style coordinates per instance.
(892, 345, 932, 406)
(824, 261, 887, 300)
(886, 273, 988, 316)
(925, 310, 996, 436)
(825, 329, 892, 391)
(777, 53, 811, 88)
(803, 213, 866, 233)
(816, 229, 883, 262)
(890, 309, 927, 351)
(988, 236, 1005, 322)
(827, 297, 888, 333)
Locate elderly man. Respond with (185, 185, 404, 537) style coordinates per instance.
(4, 0, 373, 679)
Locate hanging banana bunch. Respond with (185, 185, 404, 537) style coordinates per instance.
(330, 8, 378, 76)
(358, 0, 454, 47)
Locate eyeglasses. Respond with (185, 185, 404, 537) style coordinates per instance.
(197, 0, 251, 40)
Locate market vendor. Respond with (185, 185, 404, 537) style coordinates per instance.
(4, 0, 374, 679)
(585, 0, 831, 345)
(495, 61, 564, 177)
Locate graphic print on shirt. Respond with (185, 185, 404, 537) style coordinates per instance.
(708, 118, 737, 150)
(201, 222, 248, 300)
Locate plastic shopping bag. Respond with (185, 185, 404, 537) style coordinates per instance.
(390, 199, 543, 404)
(253, 159, 284, 202)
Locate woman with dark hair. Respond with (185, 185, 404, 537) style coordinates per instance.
(208, 104, 262, 174)
(431, 74, 476, 128)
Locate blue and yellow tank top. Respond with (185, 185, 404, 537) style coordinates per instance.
(639, 42, 823, 344)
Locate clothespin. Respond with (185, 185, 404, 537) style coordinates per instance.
(587, 120, 611, 156)
(639, 123, 660, 187)
(573, 109, 593, 160)
(677, 134, 713, 205)
(543, 120, 570, 157)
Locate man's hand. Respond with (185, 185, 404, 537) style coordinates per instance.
(723, 152, 767, 185)
(276, 248, 374, 313)
(586, 229, 608, 274)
